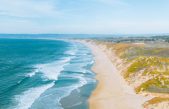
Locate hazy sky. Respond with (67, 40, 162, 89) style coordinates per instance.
(0, 0, 169, 34)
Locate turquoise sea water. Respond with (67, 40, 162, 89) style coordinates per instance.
(0, 39, 96, 109)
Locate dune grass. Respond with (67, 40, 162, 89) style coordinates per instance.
(124, 56, 169, 78)
(144, 97, 169, 107)
(102, 41, 169, 106)
(135, 75, 169, 93)
(94, 40, 169, 103)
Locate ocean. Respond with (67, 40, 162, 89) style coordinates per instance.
(0, 38, 96, 109)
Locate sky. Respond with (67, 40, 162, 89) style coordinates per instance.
(0, 0, 169, 34)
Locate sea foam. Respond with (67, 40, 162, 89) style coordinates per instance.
(36, 58, 71, 80)
(27, 69, 39, 77)
(64, 43, 77, 56)
(14, 82, 54, 109)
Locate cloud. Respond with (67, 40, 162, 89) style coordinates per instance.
(0, 0, 169, 34)
(0, 0, 59, 19)
(96, 0, 129, 6)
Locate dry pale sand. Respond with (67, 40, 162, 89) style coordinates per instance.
(79, 40, 151, 109)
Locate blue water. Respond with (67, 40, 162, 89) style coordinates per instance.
(0, 39, 96, 109)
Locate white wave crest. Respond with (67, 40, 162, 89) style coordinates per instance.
(14, 83, 54, 109)
(36, 58, 71, 80)
(27, 69, 39, 77)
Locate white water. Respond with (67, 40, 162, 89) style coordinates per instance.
(13, 56, 73, 109)
(12, 41, 95, 109)
(14, 83, 54, 109)
(27, 69, 39, 77)
(35, 57, 71, 80)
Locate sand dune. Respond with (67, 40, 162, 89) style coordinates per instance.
(80, 40, 151, 109)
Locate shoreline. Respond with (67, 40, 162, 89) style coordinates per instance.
(59, 41, 97, 109)
(80, 40, 151, 109)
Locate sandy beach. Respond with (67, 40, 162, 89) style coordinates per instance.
(80, 40, 151, 109)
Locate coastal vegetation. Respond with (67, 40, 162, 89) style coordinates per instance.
(143, 97, 169, 108)
(92, 37, 169, 108)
